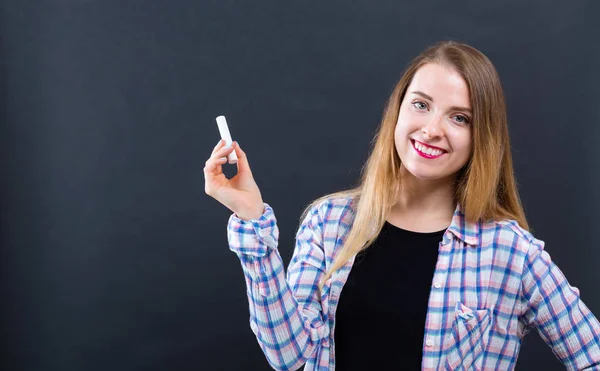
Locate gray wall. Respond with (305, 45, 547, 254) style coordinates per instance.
(1, 1, 598, 370)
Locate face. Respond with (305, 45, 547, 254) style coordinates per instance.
(394, 63, 472, 182)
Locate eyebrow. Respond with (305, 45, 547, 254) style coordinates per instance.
(411, 91, 472, 114)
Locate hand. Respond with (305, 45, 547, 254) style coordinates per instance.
(204, 140, 264, 220)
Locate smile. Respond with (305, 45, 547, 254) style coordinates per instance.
(411, 139, 447, 159)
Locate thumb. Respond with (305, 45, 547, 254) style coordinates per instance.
(233, 142, 252, 174)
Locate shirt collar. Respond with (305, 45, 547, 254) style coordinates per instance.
(445, 203, 480, 247)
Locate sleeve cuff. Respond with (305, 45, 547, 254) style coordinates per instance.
(227, 203, 278, 257)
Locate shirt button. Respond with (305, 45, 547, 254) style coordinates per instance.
(425, 338, 434, 347)
(433, 282, 442, 289)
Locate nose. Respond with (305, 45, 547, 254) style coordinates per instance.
(421, 115, 444, 139)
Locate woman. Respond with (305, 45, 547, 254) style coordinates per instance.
(204, 41, 600, 370)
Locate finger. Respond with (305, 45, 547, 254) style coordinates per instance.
(211, 139, 226, 156)
(233, 142, 252, 174)
(204, 156, 228, 176)
(212, 143, 236, 159)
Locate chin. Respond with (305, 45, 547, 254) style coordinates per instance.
(402, 164, 454, 181)
(412, 172, 448, 181)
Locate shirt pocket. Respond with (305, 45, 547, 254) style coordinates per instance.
(443, 302, 493, 370)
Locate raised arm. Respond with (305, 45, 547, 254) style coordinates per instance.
(227, 202, 330, 371)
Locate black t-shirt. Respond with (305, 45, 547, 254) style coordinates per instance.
(334, 220, 445, 370)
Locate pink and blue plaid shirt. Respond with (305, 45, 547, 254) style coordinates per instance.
(227, 196, 600, 370)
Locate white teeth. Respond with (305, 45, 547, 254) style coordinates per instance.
(414, 141, 443, 157)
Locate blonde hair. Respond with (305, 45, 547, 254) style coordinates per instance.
(300, 41, 529, 291)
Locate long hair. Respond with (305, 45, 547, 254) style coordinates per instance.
(300, 41, 528, 291)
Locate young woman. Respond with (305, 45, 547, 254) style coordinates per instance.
(204, 41, 600, 370)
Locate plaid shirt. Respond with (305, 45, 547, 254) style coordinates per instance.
(227, 196, 600, 370)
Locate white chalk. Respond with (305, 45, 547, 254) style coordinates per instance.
(216, 115, 238, 164)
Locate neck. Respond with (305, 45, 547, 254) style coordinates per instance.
(392, 166, 457, 221)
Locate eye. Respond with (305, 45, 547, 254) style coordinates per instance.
(412, 101, 428, 110)
(452, 115, 470, 125)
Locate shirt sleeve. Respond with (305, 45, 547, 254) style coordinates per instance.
(519, 237, 600, 370)
(227, 202, 330, 371)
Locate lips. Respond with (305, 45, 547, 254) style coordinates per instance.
(411, 139, 447, 159)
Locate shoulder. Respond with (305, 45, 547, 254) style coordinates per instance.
(304, 195, 357, 224)
(479, 218, 544, 258)
(296, 195, 358, 247)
